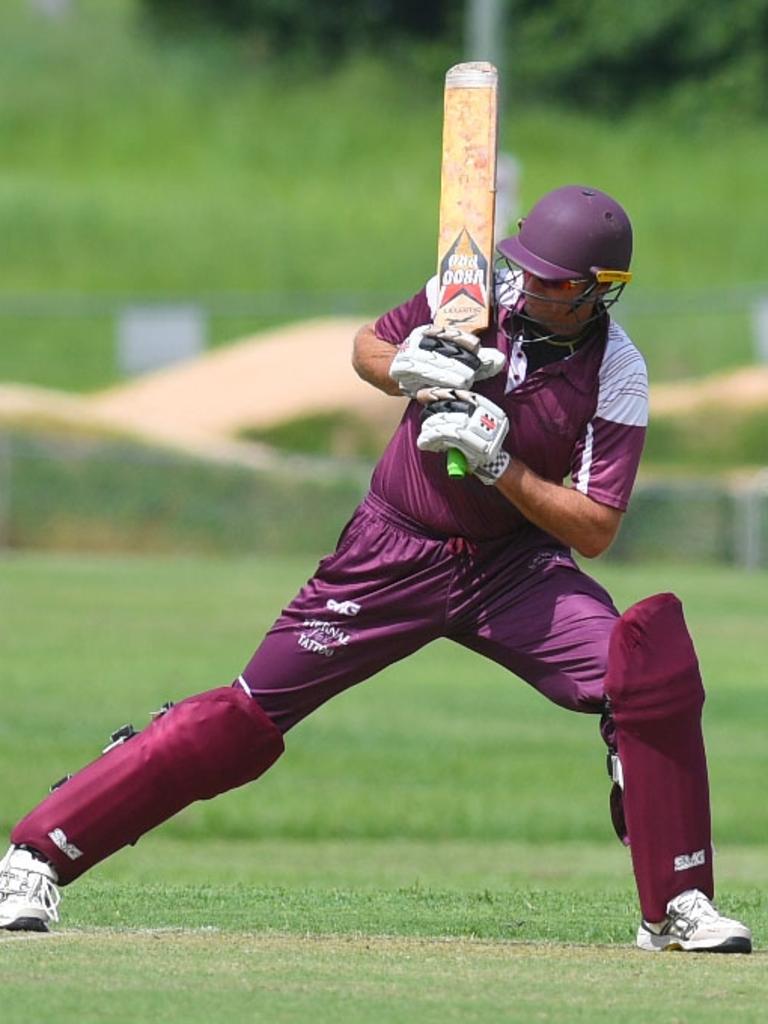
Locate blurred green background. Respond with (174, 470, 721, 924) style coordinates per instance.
(1, 0, 767, 560)
(2, 0, 768, 386)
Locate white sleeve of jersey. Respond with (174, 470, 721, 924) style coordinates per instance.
(596, 323, 649, 426)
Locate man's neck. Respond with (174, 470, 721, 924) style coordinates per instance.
(507, 311, 605, 374)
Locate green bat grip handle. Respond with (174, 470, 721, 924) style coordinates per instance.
(447, 448, 468, 478)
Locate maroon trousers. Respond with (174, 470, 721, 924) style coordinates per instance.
(11, 498, 713, 923)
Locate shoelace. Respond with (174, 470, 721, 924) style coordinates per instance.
(672, 890, 718, 922)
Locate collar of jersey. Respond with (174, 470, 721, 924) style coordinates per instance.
(496, 306, 608, 393)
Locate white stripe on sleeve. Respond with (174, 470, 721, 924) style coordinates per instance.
(575, 421, 594, 494)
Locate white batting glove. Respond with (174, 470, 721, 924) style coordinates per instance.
(416, 388, 511, 485)
(389, 325, 506, 396)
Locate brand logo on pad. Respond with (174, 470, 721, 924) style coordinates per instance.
(673, 848, 706, 872)
(48, 828, 83, 861)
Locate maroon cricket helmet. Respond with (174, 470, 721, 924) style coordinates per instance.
(497, 185, 633, 281)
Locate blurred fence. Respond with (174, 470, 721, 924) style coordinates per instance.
(0, 430, 766, 567)
(608, 472, 768, 569)
(0, 430, 368, 558)
(0, 291, 401, 389)
(2, 284, 768, 388)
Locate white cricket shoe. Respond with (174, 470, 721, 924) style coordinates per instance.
(0, 845, 60, 932)
(637, 889, 752, 953)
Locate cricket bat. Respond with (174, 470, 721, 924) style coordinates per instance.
(434, 62, 498, 478)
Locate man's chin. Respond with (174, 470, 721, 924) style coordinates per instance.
(538, 319, 582, 339)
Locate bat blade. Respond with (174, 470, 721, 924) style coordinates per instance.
(434, 62, 498, 334)
(434, 62, 498, 478)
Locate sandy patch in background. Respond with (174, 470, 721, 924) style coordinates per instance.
(1, 317, 766, 466)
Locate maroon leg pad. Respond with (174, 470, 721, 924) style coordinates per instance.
(604, 593, 713, 922)
(11, 686, 284, 884)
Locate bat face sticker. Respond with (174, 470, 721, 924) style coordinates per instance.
(436, 229, 490, 326)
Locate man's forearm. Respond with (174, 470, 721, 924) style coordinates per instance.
(352, 323, 402, 396)
(495, 457, 622, 558)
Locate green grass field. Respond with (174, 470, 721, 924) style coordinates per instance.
(0, 553, 765, 1021)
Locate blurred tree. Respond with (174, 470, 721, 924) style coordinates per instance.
(506, 0, 768, 119)
(140, 0, 463, 54)
(139, 0, 768, 119)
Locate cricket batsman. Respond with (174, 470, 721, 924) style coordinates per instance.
(0, 185, 752, 953)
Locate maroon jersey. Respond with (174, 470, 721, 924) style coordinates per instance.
(370, 272, 648, 541)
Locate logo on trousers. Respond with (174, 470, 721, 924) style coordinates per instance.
(298, 619, 352, 657)
(673, 848, 706, 872)
(48, 828, 83, 861)
(326, 599, 361, 617)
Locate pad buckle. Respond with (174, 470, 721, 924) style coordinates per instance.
(49, 774, 72, 793)
(150, 701, 175, 720)
(102, 724, 138, 754)
(609, 752, 624, 789)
